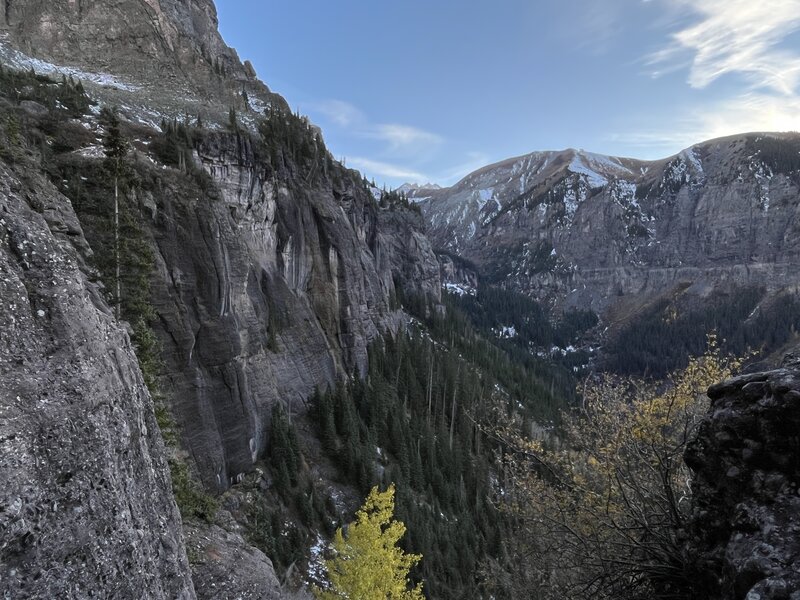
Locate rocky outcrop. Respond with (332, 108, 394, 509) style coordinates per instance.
(416, 136, 800, 317)
(184, 516, 290, 600)
(0, 160, 195, 597)
(0, 0, 442, 540)
(684, 352, 800, 599)
(141, 131, 440, 491)
(0, 0, 287, 126)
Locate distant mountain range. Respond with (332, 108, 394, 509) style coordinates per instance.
(404, 137, 800, 328)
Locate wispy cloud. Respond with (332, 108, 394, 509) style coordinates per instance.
(436, 152, 492, 186)
(348, 157, 429, 181)
(310, 99, 442, 152)
(611, 93, 800, 157)
(368, 124, 443, 150)
(621, 0, 800, 156)
(313, 99, 365, 127)
(649, 0, 800, 95)
(308, 98, 447, 184)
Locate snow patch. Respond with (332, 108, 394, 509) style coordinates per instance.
(443, 282, 477, 297)
(568, 153, 609, 188)
(476, 188, 494, 210)
(0, 38, 140, 91)
(681, 147, 704, 178)
(496, 325, 517, 339)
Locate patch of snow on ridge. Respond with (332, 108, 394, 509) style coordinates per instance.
(496, 325, 517, 339)
(569, 153, 609, 188)
(681, 147, 704, 177)
(477, 188, 494, 210)
(307, 534, 327, 584)
(0, 37, 140, 91)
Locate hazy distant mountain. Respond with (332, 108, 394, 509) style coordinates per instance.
(396, 181, 443, 197)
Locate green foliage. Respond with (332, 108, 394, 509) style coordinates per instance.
(310, 329, 523, 599)
(169, 458, 219, 522)
(315, 485, 424, 600)
(152, 118, 198, 170)
(0, 65, 92, 117)
(228, 106, 238, 131)
(495, 340, 743, 599)
(269, 403, 302, 492)
(405, 287, 579, 423)
(378, 189, 422, 214)
(257, 105, 329, 180)
(605, 287, 800, 377)
(245, 496, 307, 572)
(452, 284, 597, 352)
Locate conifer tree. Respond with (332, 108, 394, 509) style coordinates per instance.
(101, 108, 129, 320)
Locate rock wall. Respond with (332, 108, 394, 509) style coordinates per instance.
(684, 352, 800, 599)
(0, 159, 196, 598)
(142, 132, 440, 490)
(0, 0, 287, 126)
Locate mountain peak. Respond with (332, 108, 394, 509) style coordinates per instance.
(397, 182, 442, 194)
(0, 0, 287, 128)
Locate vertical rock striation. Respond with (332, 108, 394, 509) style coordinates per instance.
(143, 132, 440, 491)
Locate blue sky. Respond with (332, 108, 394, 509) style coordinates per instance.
(216, 0, 800, 188)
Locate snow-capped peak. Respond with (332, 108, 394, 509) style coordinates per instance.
(397, 182, 442, 195)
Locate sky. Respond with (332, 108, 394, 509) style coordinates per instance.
(216, 0, 800, 188)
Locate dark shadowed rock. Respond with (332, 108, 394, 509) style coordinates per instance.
(684, 350, 800, 599)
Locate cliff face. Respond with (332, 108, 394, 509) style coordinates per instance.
(416, 137, 800, 316)
(685, 353, 800, 599)
(0, 0, 286, 125)
(145, 132, 440, 490)
(0, 157, 195, 598)
(0, 2, 441, 596)
(0, 1, 442, 493)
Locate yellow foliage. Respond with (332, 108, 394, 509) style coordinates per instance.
(314, 484, 424, 600)
(494, 335, 745, 599)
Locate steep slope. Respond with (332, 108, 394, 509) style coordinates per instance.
(0, 2, 442, 597)
(0, 0, 286, 127)
(0, 141, 195, 598)
(0, 0, 441, 494)
(418, 136, 800, 336)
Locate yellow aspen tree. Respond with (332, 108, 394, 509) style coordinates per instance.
(314, 484, 424, 600)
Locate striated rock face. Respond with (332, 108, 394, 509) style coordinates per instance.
(376, 207, 442, 301)
(684, 353, 800, 599)
(416, 136, 800, 316)
(0, 0, 286, 125)
(143, 132, 440, 490)
(0, 161, 195, 597)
